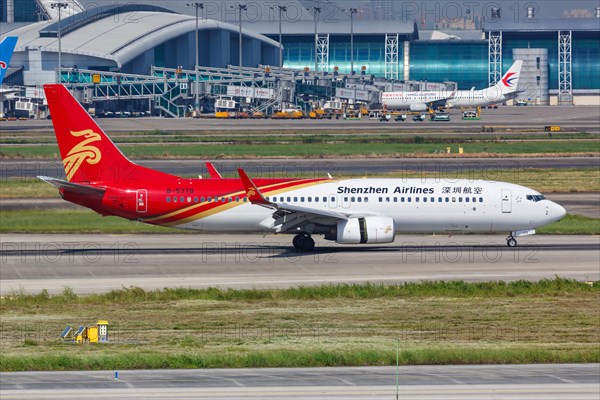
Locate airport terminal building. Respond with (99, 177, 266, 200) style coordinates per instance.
(1, 0, 599, 108)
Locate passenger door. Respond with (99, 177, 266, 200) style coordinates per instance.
(501, 189, 512, 213)
(136, 189, 148, 213)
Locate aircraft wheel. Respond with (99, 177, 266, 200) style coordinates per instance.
(300, 236, 315, 251)
(292, 234, 303, 250)
(507, 237, 517, 247)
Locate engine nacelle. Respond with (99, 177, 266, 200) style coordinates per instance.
(336, 216, 395, 244)
(409, 103, 428, 112)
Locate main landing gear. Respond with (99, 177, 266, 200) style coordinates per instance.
(293, 234, 315, 251)
(506, 235, 518, 247)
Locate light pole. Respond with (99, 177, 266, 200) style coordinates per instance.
(50, 2, 68, 83)
(348, 8, 358, 75)
(310, 6, 321, 72)
(276, 5, 286, 69)
(237, 4, 247, 73)
(187, 2, 203, 113)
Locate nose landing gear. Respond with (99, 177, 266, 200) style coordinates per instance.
(293, 234, 315, 251)
(506, 236, 517, 247)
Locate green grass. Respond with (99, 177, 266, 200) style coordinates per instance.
(537, 214, 600, 235)
(1, 280, 598, 371)
(0, 208, 597, 234)
(2, 139, 599, 159)
(0, 209, 176, 233)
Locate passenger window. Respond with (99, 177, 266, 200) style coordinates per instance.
(452, 197, 456, 202)
(180, 196, 185, 203)
(357, 197, 362, 203)
(401, 197, 405, 203)
(465, 197, 470, 203)
(207, 197, 212, 202)
(201, 197, 205, 202)
(236, 197, 240, 202)
(431, 197, 435, 202)
(166, 196, 171, 203)
(416, 197, 420, 202)
(459, 197, 463, 202)
(194, 197, 199, 203)
(408, 197, 412, 203)
(438, 197, 442, 202)
(301, 197, 305, 202)
(228, 197, 233, 203)
(386, 197, 390, 202)
(393, 197, 398, 203)
(364, 197, 369, 203)
(379, 197, 383, 202)
(173, 197, 178, 203)
(479, 197, 484, 202)
(308, 197, 312, 202)
(423, 197, 427, 202)
(445, 197, 449, 202)
(294, 197, 298, 202)
(287, 197, 291, 202)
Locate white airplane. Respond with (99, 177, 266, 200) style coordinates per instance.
(446, 60, 523, 108)
(40, 84, 566, 251)
(382, 60, 523, 111)
(382, 90, 453, 112)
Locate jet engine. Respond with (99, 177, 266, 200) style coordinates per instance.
(334, 216, 395, 244)
(409, 103, 428, 112)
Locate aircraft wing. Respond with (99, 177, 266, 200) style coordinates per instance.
(38, 176, 106, 196)
(237, 169, 351, 229)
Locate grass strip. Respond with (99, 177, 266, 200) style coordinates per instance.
(0, 208, 598, 234)
(1, 279, 598, 371)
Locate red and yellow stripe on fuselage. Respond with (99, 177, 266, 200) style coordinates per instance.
(143, 178, 330, 227)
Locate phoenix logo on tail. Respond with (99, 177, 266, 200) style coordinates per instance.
(0, 36, 18, 85)
(63, 130, 102, 181)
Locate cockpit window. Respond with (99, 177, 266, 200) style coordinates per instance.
(526, 195, 546, 202)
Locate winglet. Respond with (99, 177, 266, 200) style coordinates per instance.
(206, 162, 223, 179)
(237, 168, 271, 206)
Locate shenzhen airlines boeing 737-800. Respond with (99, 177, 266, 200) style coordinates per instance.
(40, 84, 566, 250)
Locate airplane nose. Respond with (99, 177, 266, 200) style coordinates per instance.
(550, 202, 567, 221)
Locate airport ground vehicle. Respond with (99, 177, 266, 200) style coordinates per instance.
(413, 114, 426, 121)
(395, 114, 407, 121)
(431, 113, 451, 122)
(462, 110, 480, 120)
(40, 84, 566, 251)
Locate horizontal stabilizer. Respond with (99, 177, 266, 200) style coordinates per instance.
(38, 176, 106, 196)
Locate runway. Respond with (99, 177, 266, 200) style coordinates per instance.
(1, 234, 598, 295)
(1, 364, 598, 399)
(1, 157, 598, 181)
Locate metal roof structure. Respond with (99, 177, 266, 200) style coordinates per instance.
(483, 17, 600, 32)
(249, 20, 418, 36)
(5, 11, 280, 68)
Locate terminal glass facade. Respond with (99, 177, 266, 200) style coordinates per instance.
(282, 35, 396, 77)
(281, 31, 598, 91)
(1, 0, 39, 22)
(410, 41, 488, 89)
(503, 31, 600, 90)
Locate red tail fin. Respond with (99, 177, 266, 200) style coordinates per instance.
(44, 84, 171, 184)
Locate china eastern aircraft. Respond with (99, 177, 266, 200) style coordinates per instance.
(382, 60, 523, 111)
(0, 36, 18, 85)
(40, 84, 566, 250)
(0, 36, 19, 104)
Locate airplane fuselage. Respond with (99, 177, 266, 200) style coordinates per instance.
(64, 177, 565, 236)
